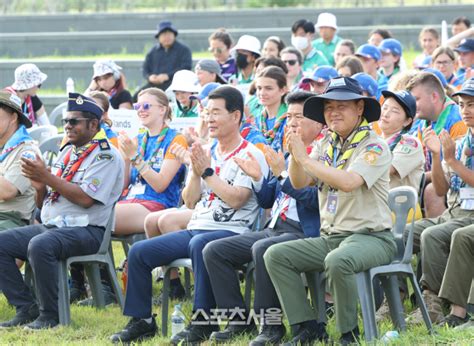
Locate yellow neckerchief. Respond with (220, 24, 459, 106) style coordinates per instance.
(325, 118, 370, 169)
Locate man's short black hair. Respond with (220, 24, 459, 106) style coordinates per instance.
(452, 16, 471, 28)
(285, 91, 315, 105)
(82, 111, 101, 130)
(208, 86, 244, 123)
(291, 19, 315, 34)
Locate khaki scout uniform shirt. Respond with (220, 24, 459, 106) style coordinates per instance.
(0, 141, 40, 220)
(310, 131, 392, 234)
(41, 142, 124, 228)
(442, 133, 474, 219)
(389, 134, 425, 191)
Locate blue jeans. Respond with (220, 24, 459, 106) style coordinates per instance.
(123, 229, 237, 318)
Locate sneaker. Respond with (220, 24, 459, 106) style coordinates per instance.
(170, 323, 219, 345)
(454, 319, 474, 330)
(153, 279, 186, 306)
(23, 315, 59, 331)
(283, 320, 328, 346)
(249, 324, 286, 346)
(69, 286, 87, 303)
(340, 326, 360, 346)
(0, 303, 39, 328)
(110, 315, 158, 343)
(406, 291, 444, 325)
(439, 314, 470, 328)
(210, 320, 257, 342)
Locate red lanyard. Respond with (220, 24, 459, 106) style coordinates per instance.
(207, 140, 249, 206)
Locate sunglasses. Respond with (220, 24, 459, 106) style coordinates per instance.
(283, 59, 298, 66)
(62, 118, 90, 126)
(208, 47, 224, 54)
(133, 102, 159, 111)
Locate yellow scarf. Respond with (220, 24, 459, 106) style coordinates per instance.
(325, 118, 370, 169)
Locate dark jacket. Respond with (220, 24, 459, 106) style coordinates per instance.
(253, 173, 320, 238)
(142, 40, 193, 90)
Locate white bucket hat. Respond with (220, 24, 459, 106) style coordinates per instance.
(231, 35, 262, 56)
(12, 64, 48, 91)
(315, 13, 338, 30)
(93, 59, 122, 80)
(169, 70, 200, 93)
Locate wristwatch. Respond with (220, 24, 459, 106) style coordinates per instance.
(201, 167, 215, 180)
(277, 170, 289, 181)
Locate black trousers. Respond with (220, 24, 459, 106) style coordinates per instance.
(0, 224, 103, 319)
(202, 219, 305, 319)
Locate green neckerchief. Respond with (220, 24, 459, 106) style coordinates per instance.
(424, 97, 456, 135)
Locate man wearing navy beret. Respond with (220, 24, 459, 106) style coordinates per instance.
(0, 93, 124, 330)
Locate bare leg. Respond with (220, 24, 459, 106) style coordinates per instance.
(423, 183, 447, 218)
(451, 304, 467, 319)
(114, 203, 151, 235)
(144, 208, 177, 238)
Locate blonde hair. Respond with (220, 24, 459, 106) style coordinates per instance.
(138, 87, 172, 121)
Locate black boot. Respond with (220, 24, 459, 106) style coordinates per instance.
(0, 303, 39, 328)
(110, 315, 158, 343)
(210, 318, 257, 342)
(340, 326, 360, 346)
(283, 320, 328, 345)
(250, 323, 286, 345)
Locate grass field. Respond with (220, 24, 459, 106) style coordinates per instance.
(0, 243, 473, 345)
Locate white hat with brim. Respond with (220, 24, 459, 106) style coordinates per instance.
(169, 70, 200, 93)
(315, 13, 338, 30)
(231, 35, 262, 56)
(12, 64, 47, 91)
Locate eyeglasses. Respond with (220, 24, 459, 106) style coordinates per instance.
(283, 59, 298, 66)
(61, 118, 90, 126)
(208, 47, 224, 54)
(133, 102, 160, 111)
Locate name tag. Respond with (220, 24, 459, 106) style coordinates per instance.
(460, 187, 474, 210)
(326, 192, 338, 215)
(128, 183, 146, 197)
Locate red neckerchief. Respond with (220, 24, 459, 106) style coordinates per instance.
(48, 142, 99, 202)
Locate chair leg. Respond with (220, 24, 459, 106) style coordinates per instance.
(105, 256, 124, 310)
(162, 267, 172, 337)
(408, 273, 433, 334)
(380, 275, 406, 332)
(244, 263, 254, 311)
(85, 264, 105, 308)
(184, 268, 191, 299)
(356, 272, 378, 341)
(58, 261, 71, 325)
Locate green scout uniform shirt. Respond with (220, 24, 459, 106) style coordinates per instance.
(312, 35, 342, 66)
(302, 48, 330, 74)
(309, 131, 392, 234)
(173, 102, 199, 118)
(0, 141, 40, 220)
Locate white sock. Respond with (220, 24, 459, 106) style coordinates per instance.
(143, 317, 153, 324)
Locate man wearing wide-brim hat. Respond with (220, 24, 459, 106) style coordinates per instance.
(0, 89, 39, 231)
(133, 20, 192, 101)
(264, 77, 396, 344)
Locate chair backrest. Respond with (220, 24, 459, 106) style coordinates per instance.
(39, 134, 64, 167)
(49, 101, 67, 128)
(28, 125, 59, 145)
(97, 205, 116, 255)
(388, 186, 418, 264)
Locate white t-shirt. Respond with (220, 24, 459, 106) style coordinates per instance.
(187, 139, 269, 234)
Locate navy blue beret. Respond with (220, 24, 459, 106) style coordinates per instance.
(67, 92, 103, 119)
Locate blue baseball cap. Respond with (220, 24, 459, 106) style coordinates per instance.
(453, 78, 474, 98)
(302, 65, 339, 83)
(67, 92, 103, 119)
(155, 21, 178, 38)
(382, 90, 417, 118)
(355, 44, 381, 62)
(416, 55, 433, 69)
(189, 82, 221, 106)
(304, 76, 381, 124)
(423, 68, 448, 88)
(379, 38, 403, 57)
(454, 38, 474, 53)
(352, 72, 378, 98)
